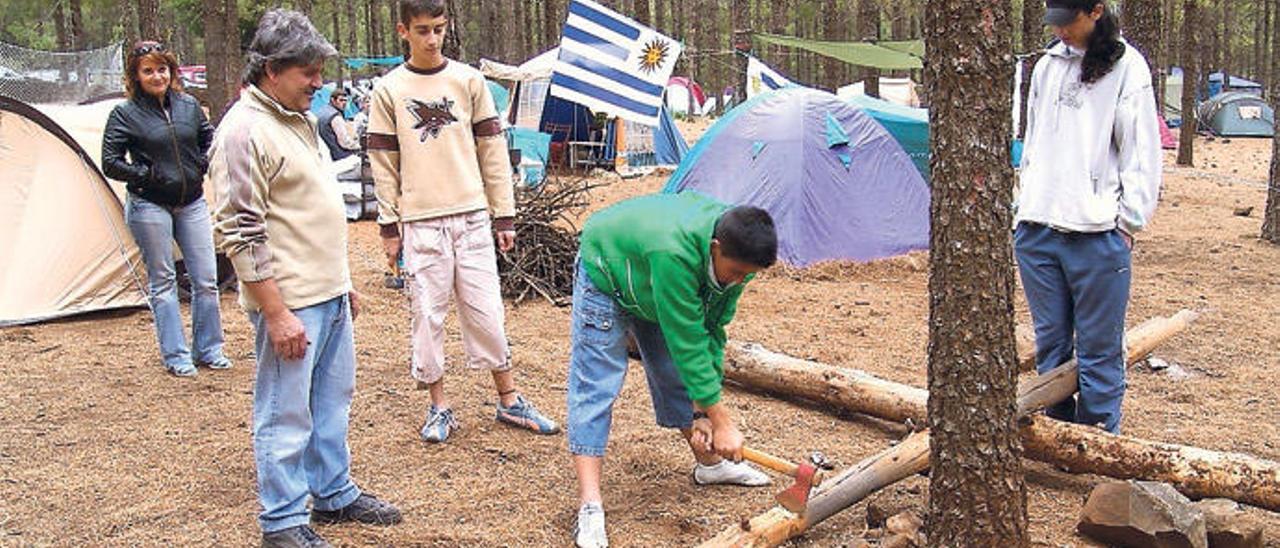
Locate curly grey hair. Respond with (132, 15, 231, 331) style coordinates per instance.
(243, 9, 337, 85)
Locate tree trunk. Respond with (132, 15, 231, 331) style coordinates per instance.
(1177, 0, 1200, 166)
(223, 0, 241, 90)
(1264, 0, 1273, 95)
(733, 0, 750, 105)
(444, 0, 463, 61)
(345, 0, 359, 62)
(1019, 0, 1045, 138)
(634, 0, 652, 26)
(923, 0, 1026, 541)
(54, 2, 69, 50)
(820, 0, 843, 91)
(1124, 0, 1165, 112)
(770, 0, 788, 79)
(1221, 0, 1230, 80)
(858, 0, 880, 97)
(544, 0, 563, 51)
(1263, 3, 1280, 244)
(294, 0, 312, 16)
(333, 6, 345, 85)
(68, 0, 84, 49)
(203, 0, 229, 123)
(137, 0, 160, 40)
(370, 0, 383, 57)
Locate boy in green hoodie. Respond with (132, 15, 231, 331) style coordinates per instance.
(567, 192, 778, 548)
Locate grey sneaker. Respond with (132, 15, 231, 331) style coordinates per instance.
(166, 363, 197, 378)
(261, 525, 331, 548)
(203, 356, 233, 370)
(496, 395, 561, 435)
(574, 503, 608, 548)
(420, 406, 458, 443)
(311, 493, 402, 526)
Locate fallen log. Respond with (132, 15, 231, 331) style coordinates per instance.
(1022, 415, 1280, 511)
(704, 311, 1205, 547)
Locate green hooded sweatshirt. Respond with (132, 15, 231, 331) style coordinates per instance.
(579, 192, 752, 407)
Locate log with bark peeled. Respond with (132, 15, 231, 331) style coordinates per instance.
(1021, 414, 1280, 512)
(702, 311, 1203, 547)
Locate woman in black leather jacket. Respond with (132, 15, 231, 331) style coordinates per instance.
(103, 41, 230, 378)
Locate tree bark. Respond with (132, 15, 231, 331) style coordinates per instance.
(370, 0, 383, 57)
(332, 6, 345, 85)
(137, 0, 160, 40)
(1221, 0, 1231, 80)
(858, 0, 880, 97)
(821, 0, 844, 91)
(54, 2, 69, 50)
(733, 0, 751, 105)
(345, 0, 360, 60)
(770, 0, 789, 80)
(634, 0, 652, 26)
(294, 0, 312, 16)
(68, 0, 84, 49)
(1263, 1, 1280, 244)
(923, 0, 1026, 542)
(1177, 0, 1200, 166)
(442, 0, 463, 60)
(223, 0, 241, 91)
(203, 0, 229, 123)
(1019, 0, 1045, 138)
(1124, 0, 1165, 111)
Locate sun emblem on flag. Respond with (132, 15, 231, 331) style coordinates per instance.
(637, 37, 671, 74)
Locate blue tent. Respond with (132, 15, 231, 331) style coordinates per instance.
(846, 95, 930, 179)
(1207, 72, 1263, 98)
(664, 88, 930, 266)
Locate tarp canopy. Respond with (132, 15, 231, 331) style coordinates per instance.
(664, 88, 929, 265)
(480, 48, 558, 82)
(752, 33, 923, 70)
(0, 94, 147, 325)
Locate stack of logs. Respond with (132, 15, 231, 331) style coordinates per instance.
(497, 176, 603, 306)
(703, 311, 1280, 547)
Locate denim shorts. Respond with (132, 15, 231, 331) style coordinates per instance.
(565, 260, 695, 456)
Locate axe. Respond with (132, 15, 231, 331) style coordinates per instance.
(741, 447, 831, 514)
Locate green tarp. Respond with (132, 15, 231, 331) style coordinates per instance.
(752, 33, 923, 70)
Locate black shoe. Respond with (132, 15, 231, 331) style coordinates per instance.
(261, 525, 332, 548)
(311, 493, 402, 526)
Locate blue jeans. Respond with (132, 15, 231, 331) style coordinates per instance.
(1015, 222, 1131, 433)
(249, 295, 361, 533)
(125, 195, 226, 369)
(566, 261, 695, 457)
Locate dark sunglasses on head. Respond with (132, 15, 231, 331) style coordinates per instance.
(132, 42, 166, 57)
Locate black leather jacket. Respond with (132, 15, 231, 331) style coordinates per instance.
(102, 90, 213, 206)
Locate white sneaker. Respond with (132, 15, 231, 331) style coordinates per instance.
(575, 503, 608, 548)
(693, 460, 771, 486)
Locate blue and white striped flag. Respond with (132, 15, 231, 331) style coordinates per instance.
(550, 0, 683, 127)
(747, 55, 794, 98)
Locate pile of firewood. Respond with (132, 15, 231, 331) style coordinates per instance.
(497, 176, 604, 306)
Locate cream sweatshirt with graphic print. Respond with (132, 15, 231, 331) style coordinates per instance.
(367, 60, 515, 231)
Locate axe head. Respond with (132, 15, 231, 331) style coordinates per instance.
(774, 462, 819, 513)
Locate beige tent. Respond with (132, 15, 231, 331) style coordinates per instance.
(0, 94, 147, 326)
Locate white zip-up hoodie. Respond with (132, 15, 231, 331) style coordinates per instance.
(1016, 38, 1162, 235)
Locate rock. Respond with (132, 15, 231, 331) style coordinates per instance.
(880, 533, 920, 548)
(1078, 481, 1208, 548)
(1164, 362, 1194, 381)
(866, 500, 916, 528)
(886, 511, 923, 538)
(1192, 498, 1263, 548)
(1147, 357, 1170, 371)
(1233, 207, 1254, 217)
(845, 538, 873, 548)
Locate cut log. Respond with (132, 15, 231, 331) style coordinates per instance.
(703, 311, 1206, 547)
(1022, 415, 1280, 512)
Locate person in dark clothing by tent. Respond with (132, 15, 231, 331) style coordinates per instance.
(316, 87, 360, 161)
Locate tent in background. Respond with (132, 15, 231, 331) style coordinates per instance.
(1197, 91, 1275, 137)
(481, 48, 689, 171)
(664, 88, 929, 266)
(665, 77, 706, 116)
(838, 78, 922, 107)
(845, 94, 930, 179)
(0, 94, 147, 325)
(1207, 72, 1264, 98)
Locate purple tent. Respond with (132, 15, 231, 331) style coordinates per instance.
(663, 88, 930, 266)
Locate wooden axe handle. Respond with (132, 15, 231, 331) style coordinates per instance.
(742, 447, 800, 477)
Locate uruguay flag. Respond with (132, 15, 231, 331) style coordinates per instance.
(747, 56, 794, 99)
(550, 0, 683, 127)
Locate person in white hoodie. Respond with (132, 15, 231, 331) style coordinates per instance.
(1016, 0, 1162, 434)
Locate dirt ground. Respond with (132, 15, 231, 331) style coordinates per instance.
(2, 130, 1278, 547)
